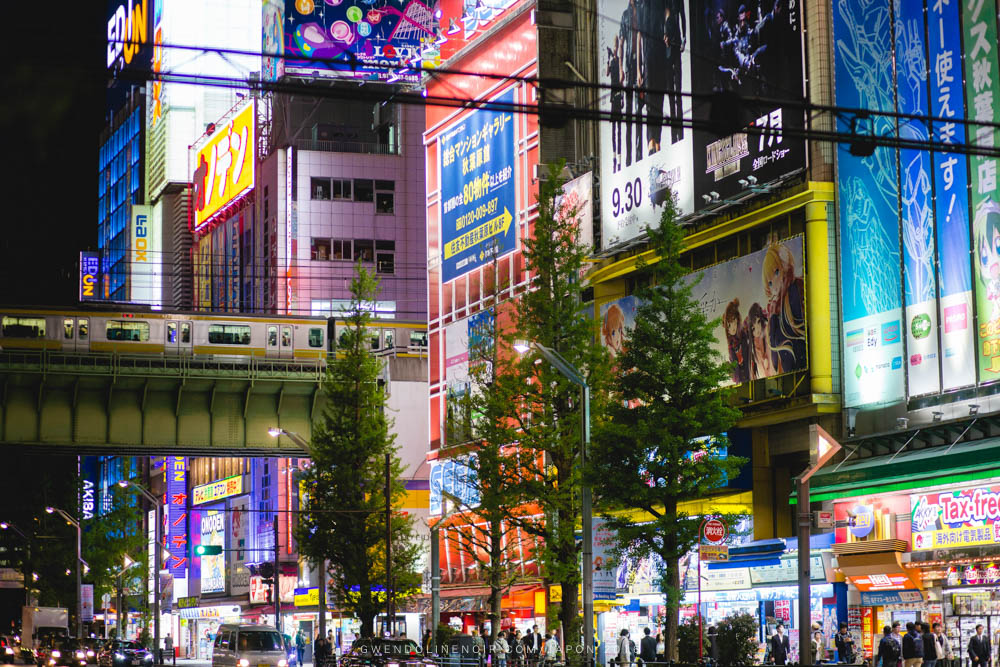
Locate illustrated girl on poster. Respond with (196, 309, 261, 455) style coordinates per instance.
(724, 298, 750, 383)
(975, 200, 1000, 322)
(602, 303, 627, 358)
(748, 302, 776, 379)
(763, 240, 806, 373)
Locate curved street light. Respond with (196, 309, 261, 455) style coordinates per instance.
(118, 481, 163, 658)
(46, 507, 82, 640)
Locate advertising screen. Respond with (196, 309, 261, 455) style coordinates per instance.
(428, 457, 480, 515)
(262, 0, 285, 83)
(131, 205, 160, 305)
(199, 504, 226, 594)
(80, 253, 100, 302)
(929, 0, 976, 391)
(106, 0, 153, 110)
(596, 0, 805, 250)
(193, 475, 243, 505)
(192, 102, 256, 232)
(911, 485, 1000, 551)
(229, 496, 250, 596)
(834, 0, 904, 408)
(281, 0, 438, 82)
(965, 3, 1000, 381)
(599, 295, 640, 361)
(684, 236, 806, 385)
(166, 456, 188, 577)
(440, 90, 516, 282)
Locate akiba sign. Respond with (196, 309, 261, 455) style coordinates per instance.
(911, 485, 1000, 551)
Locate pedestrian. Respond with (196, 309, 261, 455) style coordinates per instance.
(903, 622, 924, 667)
(513, 630, 525, 667)
(472, 628, 486, 667)
(836, 623, 856, 664)
(523, 626, 542, 667)
(494, 631, 510, 667)
(422, 630, 432, 655)
(296, 630, 305, 667)
(617, 630, 631, 667)
(770, 625, 789, 666)
(542, 634, 558, 667)
(812, 631, 825, 664)
(707, 626, 719, 665)
(164, 633, 174, 666)
(921, 623, 937, 667)
(314, 632, 326, 667)
(877, 626, 901, 667)
(654, 633, 664, 660)
(639, 628, 656, 666)
(968, 624, 990, 667)
(933, 624, 950, 665)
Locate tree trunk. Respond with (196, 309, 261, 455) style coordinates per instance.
(489, 518, 503, 646)
(560, 581, 581, 666)
(663, 499, 680, 662)
(359, 611, 375, 639)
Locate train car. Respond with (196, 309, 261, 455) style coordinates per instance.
(0, 308, 427, 362)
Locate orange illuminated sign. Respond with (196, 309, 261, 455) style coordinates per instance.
(192, 102, 255, 231)
(848, 573, 916, 592)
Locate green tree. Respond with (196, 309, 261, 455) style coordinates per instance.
(294, 266, 421, 638)
(82, 484, 146, 625)
(715, 612, 759, 666)
(471, 163, 611, 662)
(588, 196, 746, 660)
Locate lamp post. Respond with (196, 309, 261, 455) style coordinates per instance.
(429, 494, 465, 653)
(118, 481, 162, 661)
(515, 341, 593, 664)
(46, 507, 82, 640)
(116, 554, 138, 639)
(268, 427, 310, 453)
(1, 521, 33, 608)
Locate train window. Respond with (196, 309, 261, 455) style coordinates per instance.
(281, 327, 292, 347)
(167, 323, 177, 343)
(208, 324, 251, 345)
(268, 326, 278, 346)
(78, 319, 88, 340)
(308, 328, 324, 348)
(409, 331, 428, 347)
(370, 332, 381, 350)
(384, 330, 394, 349)
(64, 318, 74, 339)
(2, 316, 46, 338)
(107, 320, 150, 342)
(181, 323, 191, 343)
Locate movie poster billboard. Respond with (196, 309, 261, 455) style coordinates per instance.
(282, 0, 438, 83)
(684, 236, 807, 384)
(965, 3, 1000, 381)
(689, 0, 807, 208)
(440, 89, 517, 282)
(929, 0, 976, 391)
(895, 0, 940, 397)
(597, 0, 694, 248)
(834, 0, 904, 408)
(198, 504, 226, 594)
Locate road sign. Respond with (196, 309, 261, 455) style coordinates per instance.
(101, 592, 111, 606)
(814, 510, 835, 529)
(703, 518, 727, 544)
(700, 544, 729, 562)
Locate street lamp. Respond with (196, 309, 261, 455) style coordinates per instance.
(427, 494, 464, 652)
(268, 427, 311, 453)
(114, 554, 139, 640)
(1, 521, 33, 607)
(514, 341, 593, 663)
(46, 507, 82, 640)
(118, 480, 162, 658)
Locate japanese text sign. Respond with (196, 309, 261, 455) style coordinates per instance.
(193, 102, 256, 231)
(167, 456, 188, 576)
(911, 485, 1000, 551)
(193, 475, 243, 505)
(440, 90, 516, 282)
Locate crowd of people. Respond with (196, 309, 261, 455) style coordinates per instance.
(875, 620, 957, 667)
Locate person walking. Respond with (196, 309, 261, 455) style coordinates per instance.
(295, 630, 305, 667)
(813, 630, 826, 664)
(164, 633, 174, 666)
(494, 632, 510, 667)
(968, 624, 991, 667)
(523, 626, 542, 667)
(922, 623, 937, 667)
(877, 626, 901, 667)
(655, 633, 665, 661)
(770, 625, 789, 666)
(707, 626, 720, 665)
(472, 629, 486, 667)
(836, 623, 856, 664)
(512, 630, 524, 667)
(542, 634, 558, 667)
(903, 622, 924, 667)
(933, 624, 950, 666)
(617, 630, 632, 667)
(639, 628, 657, 666)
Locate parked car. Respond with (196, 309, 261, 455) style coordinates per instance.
(78, 640, 99, 665)
(339, 639, 431, 667)
(96, 641, 152, 667)
(210, 625, 288, 667)
(1, 635, 18, 662)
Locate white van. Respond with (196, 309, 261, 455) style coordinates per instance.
(211, 625, 288, 667)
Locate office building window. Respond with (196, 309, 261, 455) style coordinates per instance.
(353, 179, 374, 202)
(311, 238, 331, 260)
(375, 192, 394, 214)
(332, 179, 352, 200)
(354, 239, 374, 262)
(311, 177, 331, 200)
(376, 240, 395, 274)
(332, 239, 351, 260)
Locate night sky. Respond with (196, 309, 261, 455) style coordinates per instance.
(2, 2, 107, 306)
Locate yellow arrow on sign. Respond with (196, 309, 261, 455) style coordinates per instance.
(989, 355, 1000, 374)
(444, 207, 513, 259)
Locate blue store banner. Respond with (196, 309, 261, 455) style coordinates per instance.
(440, 90, 516, 283)
(895, 0, 940, 397)
(834, 0, 904, 407)
(929, 0, 977, 391)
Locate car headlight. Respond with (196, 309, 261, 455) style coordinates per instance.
(49, 660, 56, 665)
(238, 659, 250, 667)
(5, 647, 13, 654)
(53, 651, 62, 658)
(115, 653, 125, 661)
(144, 655, 153, 662)
(88, 651, 95, 657)
(279, 660, 288, 667)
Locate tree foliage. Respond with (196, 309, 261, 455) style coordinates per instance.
(82, 484, 147, 617)
(716, 612, 759, 666)
(588, 196, 746, 660)
(294, 266, 421, 638)
(468, 162, 612, 662)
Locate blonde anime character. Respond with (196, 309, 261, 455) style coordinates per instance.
(762, 241, 806, 373)
(602, 303, 627, 358)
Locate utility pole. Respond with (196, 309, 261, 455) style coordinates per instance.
(384, 453, 393, 637)
(318, 560, 326, 656)
(274, 514, 281, 634)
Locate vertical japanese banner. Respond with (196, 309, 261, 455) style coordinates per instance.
(167, 456, 188, 578)
(929, 0, 977, 391)
(895, 0, 940, 397)
(834, 0, 905, 407)
(966, 0, 1000, 379)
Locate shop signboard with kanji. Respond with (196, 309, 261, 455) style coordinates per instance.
(911, 485, 1000, 551)
(166, 456, 188, 577)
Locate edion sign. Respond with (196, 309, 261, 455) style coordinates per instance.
(703, 519, 726, 544)
(107, 0, 150, 70)
(192, 102, 256, 232)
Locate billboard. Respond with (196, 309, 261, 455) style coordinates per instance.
(106, 0, 153, 110)
(596, 0, 805, 250)
(929, 0, 976, 391)
(440, 89, 517, 282)
(131, 205, 161, 305)
(80, 253, 100, 302)
(166, 456, 188, 577)
(911, 485, 1000, 551)
(193, 475, 243, 505)
(834, 0, 904, 408)
(428, 457, 480, 515)
(684, 236, 806, 384)
(229, 496, 250, 596)
(198, 504, 226, 594)
(192, 102, 256, 232)
(262, 0, 285, 82)
(557, 172, 594, 255)
(281, 0, 438, 82)
(895, 0, 939, 397)
(599, 295, 640, 360)
(966, 3, 1000, 380)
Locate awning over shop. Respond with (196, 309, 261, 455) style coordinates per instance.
(833, 540, 922, 590)
(793, 437, 1000, 503)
